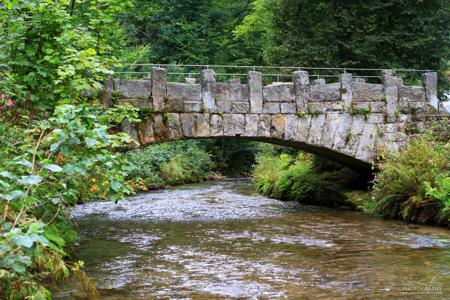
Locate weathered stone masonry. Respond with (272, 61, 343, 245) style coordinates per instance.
(103, 68, 438, 173)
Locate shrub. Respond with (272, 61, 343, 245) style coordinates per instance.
(0, 105, 131, 298)
(372, 136, 450, 226)
(126, 140, 214, 187)
(252, 149, 350, 206)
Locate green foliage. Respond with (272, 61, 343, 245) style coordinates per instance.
(0, 0, 133, 114)
(372, 136, 450, 225)
(201, 139, 263, 177)
(126, 141, 214, 188)
(0, 104, 132, 298)
(252, 149, 349, 206)
(119, 0, 263, 65)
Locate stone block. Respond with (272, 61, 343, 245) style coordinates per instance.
(422, 72, 439, 110)
(101, 78, 113, 108)
(210, 114, 223, 136)
(270, 115, 285, 139)
(320, 113, 340, 147)
(352, 83, 383, 102)
(117, 98, 152, 109)
(166, 113, 182, 140)
(201, 69, 216, 112)
(232, 102, 250, 113)
(293, 71, 310, 111)
(263, 82, 295, 102)
(137, 117, 155, 145)
(280, 102, 296, 114)
(166, 82, 201, 102)
(382, 70, 400, 123)
(181, 113, 195, 137)
(152, 114, 166, 141)
(309, 83, 340, 101)
(295, 116, 312, 142)
(356, 124, 377, 162)
(194, 113, 210, 137)
(258, 114, 271, 137)
(114, 79, 152, 99)
(215, 83, 250, 113)
(306, 115, 326, 145)
(167, 99, 184, 112)
(284, 115, 297, 140)
(248, 71, 263, 113)
(151, 68, 166, 111)
(224, 114, 245, 136)
(350, 116, 366, 135)
(370, 101, 385, 113)
(184, 101, 202, 112)
(332, 113, 352, 149)
(409, 101, 425, 111)
(385, 123, 397, 133)
(367, 113, 384, 124)
(244, 114, 259, 136)
(263, 102, 281, 114)
(121, 120, 139, 144)
(340, 73, 353, 110)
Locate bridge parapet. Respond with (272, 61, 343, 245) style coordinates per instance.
(105, 67, 438, 173)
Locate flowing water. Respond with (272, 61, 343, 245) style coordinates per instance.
(61, 179, 450, 299)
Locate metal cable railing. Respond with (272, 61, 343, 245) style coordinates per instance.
(112, 63, 434, 84)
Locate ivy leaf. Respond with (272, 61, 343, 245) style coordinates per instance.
(42, 164, 63, 172)
(18, 175, 42, 185)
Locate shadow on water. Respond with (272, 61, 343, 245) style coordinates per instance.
(57, 179, 450, 299)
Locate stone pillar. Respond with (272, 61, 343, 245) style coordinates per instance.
(152, 68, 166, 112)
(201, 69, 216, 112)
(101, 78, 113, 108)
(293, 71, 309, 111)
(248, 71, 263, 113)
(422, 72, 439, 110)
(340, 73, 353, 110)
(382, 70, 400, 123)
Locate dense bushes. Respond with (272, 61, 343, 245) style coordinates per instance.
(0, 105, 131, 298)
(372, 135, 450, 226)
(126, 141, 215, 188)
(252, 146, 352, 207)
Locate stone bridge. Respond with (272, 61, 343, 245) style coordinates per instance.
(101, 68, 440, 173)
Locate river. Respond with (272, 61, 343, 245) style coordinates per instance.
(61, 179, 450, 299)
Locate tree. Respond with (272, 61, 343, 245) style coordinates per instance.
(119, 0, 263, 65)
(0, 0, 132, 115)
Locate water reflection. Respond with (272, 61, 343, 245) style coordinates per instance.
(62, 179, 450, 299)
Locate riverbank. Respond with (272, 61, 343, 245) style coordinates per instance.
(251, 137, 449, 228)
